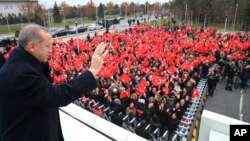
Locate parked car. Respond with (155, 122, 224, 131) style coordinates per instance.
(49, 28, 58, 33)
(69, 25, 88, 34)
(51, 28, 68, 38)
(88, 24, 103, 31)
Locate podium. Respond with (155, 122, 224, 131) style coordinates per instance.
(60, 103, 147, 141)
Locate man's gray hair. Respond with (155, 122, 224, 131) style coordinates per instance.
(18, 24, 50, 48)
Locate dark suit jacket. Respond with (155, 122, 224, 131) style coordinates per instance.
(0, 53, 5, 68)
(0, 47, 97, 141)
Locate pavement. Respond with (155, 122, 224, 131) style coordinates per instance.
(205, 81, 250, 123)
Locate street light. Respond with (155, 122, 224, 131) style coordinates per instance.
(203, 14, 207, 28)
(96, 6, 98, 22)
(125, 5, 127, 19)
(120, 4, 122, 16)
(47, 9, 51, 31)
(59, 9, 65, 27)
(3, 8, 10, 34)
(77, 5, 83, 25)
(6, 16, 10, 34)
(224, 15, 228, 32)
(75, 18, 79, 52)
(233, 3, 238, 31)
(103, 8, 107, 30)
(134, 4, 136, 17)
(184, 3, 187, 25)
(20, 18, 23, 29)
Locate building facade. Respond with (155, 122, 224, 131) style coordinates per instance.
(0, 0, 38, 17)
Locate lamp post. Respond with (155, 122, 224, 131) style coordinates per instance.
(103, 8, 107, 30)
(184, 3, 187, 25)
(20, 18, 23, 29)
(75, 19, 79, 52)
(233, 3, 238, 31)
(6, 16, 10, 34)
(59, 9, 65, 27)
(120, 4, 122, 16)
(3, 9, 10, 34)
(224, 15, 228, 32)
(134, 4, 136, 17)
(203, 13, 206, 28)
(125, 5, 127, 19)
(96, 6, 98, 22)
(145, 3, 148, 23)
(77, 5, 83, 25)
(47, 9, 52, 31)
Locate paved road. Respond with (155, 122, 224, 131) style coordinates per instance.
(205, 82, 250, 123)
(58, 22, 133, 42)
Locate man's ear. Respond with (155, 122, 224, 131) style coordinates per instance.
(25, 42, 35, 53)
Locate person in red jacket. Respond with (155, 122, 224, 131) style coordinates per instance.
(0, 24, 108, 141)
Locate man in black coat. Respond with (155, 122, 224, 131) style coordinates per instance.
(0, 24, 108, 141)
(240, 64, 250, 92)
(207, 71, 216, 96)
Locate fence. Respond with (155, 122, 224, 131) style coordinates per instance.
(173, 78, 208, 141)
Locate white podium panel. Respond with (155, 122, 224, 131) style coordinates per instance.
(209, 130, 229, 141)
(199, 110, 249, 141)
(60, 103, 147, 141)
(60, 111, 112, 141)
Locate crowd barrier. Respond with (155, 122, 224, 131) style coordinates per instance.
(73, 97, 170, 141)
(70, 78, 209, 141)
(172, 78, 208, 141)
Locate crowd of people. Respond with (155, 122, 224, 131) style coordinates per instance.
(1, 24, 250, 139)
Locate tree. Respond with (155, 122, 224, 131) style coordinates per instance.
(98, 3, 104, 18)
(53, 2, 62, 23)
(106, 1, 114, 15)
(20, 0, 36, 22)
(78, 5, 86, 23)
(34, 4, 47, 26)
(121, 2, 129, 17)
(67, 6, 77, 19)
(60, 1, 70, 22)
(128, 2, 136, 17)
(86, 0, 96, 20)
(113, 4, 120, 15)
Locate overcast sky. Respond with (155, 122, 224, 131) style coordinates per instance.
(39, 0, 170, 8)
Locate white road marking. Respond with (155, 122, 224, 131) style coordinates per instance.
(239, 91, 244, 121)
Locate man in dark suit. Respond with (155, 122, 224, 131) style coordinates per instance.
(0, 24, 108, 141)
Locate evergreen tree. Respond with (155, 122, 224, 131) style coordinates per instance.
(113, 4, 120, 15)
(53, 2, 62, 23)
(98, 3, 104, 18)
